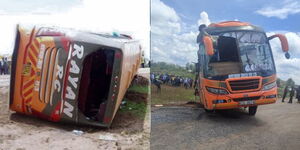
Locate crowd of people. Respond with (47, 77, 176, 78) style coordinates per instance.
(0, 57, 9, 75)
(150, 72, 194, 90)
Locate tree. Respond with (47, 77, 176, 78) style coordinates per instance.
(286, 78, 295, 87)
(185, 63, 190, 70)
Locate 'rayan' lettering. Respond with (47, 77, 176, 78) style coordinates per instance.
(63, 101, 74, 118)
(54, 65, 64, 92)
(63, 43, 84, 118)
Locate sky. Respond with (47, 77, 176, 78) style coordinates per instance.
(151, 0, 300, 84)
(0, 0, 150, 59)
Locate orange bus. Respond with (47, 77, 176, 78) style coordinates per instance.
(10, 25, 142, 127)
(196, 21, 289, 115)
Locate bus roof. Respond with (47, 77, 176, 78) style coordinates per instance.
(205, 21, 265, 34)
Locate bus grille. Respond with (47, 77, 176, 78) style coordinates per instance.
(233, 96, 261, 102)
(229, 79, 260, 91)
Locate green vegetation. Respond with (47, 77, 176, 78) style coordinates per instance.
(119, 82, 149, 119)
(119, 99, 147, 119)
(128, 85, 149, 94)
(151, 62, 195, 78)
(151, 84, 197, 105)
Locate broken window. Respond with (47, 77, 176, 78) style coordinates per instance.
(204, 31, 275, 78)
(78, 49, 115, 121)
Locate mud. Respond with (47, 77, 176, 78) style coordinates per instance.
(125, 92, 148, 104)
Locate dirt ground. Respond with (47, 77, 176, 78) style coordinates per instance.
(0, 74, 150, 150)
(151, 101, 300, 150)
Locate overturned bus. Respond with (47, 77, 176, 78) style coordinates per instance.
(196, 21, 290, 115)
(10, 25, 142, 127)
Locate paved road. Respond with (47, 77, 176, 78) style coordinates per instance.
(151, 101, 300, 150)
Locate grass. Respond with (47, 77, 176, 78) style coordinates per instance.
(127, 85, 149, 94)
(151, 84, 197, 105)
(118, 83, 149, 119)
(119, 98, 147, 119)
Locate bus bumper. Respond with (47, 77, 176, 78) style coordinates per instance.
(205, 87, 277, 110)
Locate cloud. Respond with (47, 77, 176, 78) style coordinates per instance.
(151, 0, 181, 35)
(151, 0, 202, 65)
(151, 31, 198, 64)
(256, 0, 300, 19)
(268, 31, 300, 84)
(197, 11, 211, 26)
(0, 0, 150, 59)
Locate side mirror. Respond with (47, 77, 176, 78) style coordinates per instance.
(203, 36, 214, 56)
(268, 34, 289, 59)
(285, 52, 290, 59)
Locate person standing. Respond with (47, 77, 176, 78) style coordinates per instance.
(153, 76, 162, 93)
(296, 86, 300, 103)
(141, 54, 145, 68)
(2, 57, 8, 74)
(282, 86, 288, 102)
(196, 24, 207, 44)
(288, 86, 295, 103)
(150, 73, 155, 83)
(0, 58, 2, 75)
(148, 60, 151, 68)
(184, 78, 188, 89)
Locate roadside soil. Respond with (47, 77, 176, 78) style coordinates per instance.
(0, 74, 150, 150)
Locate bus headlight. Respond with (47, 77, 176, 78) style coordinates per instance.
(206, 87, 229, 95)
(262, 82, 276, 91)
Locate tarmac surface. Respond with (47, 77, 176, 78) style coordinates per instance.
(151, 101, 300, 150)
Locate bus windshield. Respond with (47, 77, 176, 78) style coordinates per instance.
(205, 31, 275, 78)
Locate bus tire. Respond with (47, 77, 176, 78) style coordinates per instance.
(248, 106, 257, 116)
(204, 108, 214, 113)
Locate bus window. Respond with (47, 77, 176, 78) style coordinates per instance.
(217, 36, 239, 62)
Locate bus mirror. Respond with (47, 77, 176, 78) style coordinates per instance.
(268, 34, 289, 52)
(285, 52, 290, 59)
(203, 36, 214, 56)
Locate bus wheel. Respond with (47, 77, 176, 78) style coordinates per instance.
(248, 106, 257, 116)
(204, 108, 214, 113)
